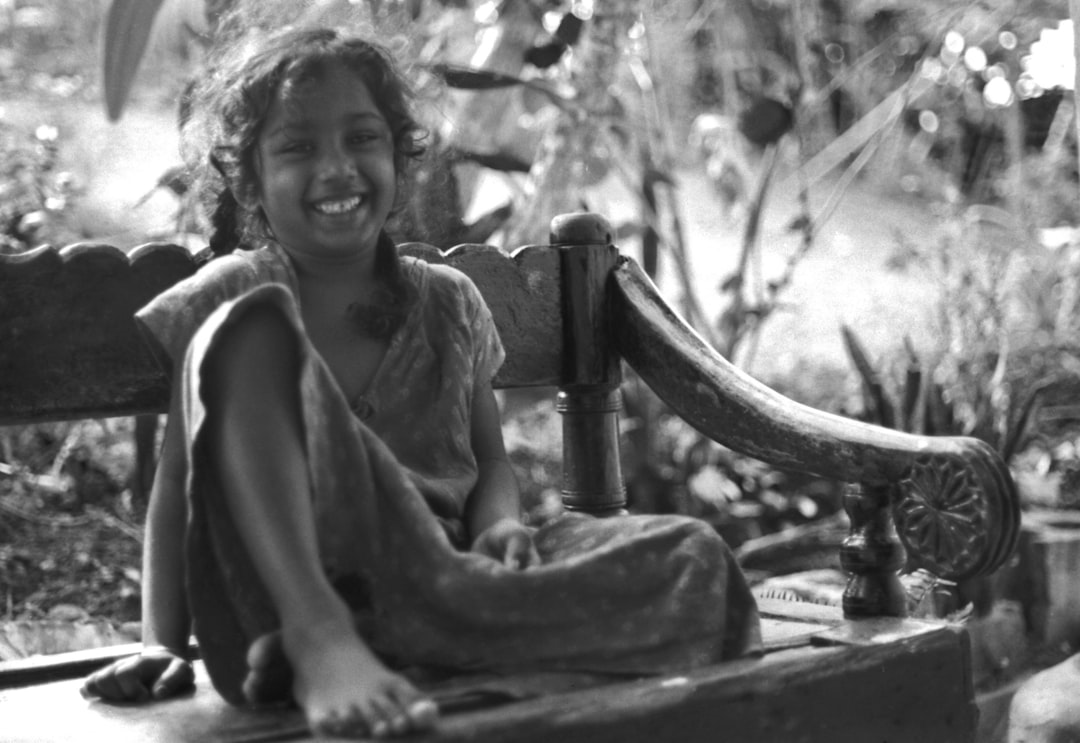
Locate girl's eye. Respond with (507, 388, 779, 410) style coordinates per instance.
(350, 131, 384, 146)
(278, 139, 312, 155)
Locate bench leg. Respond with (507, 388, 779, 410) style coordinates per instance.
(840, 482, 907, 617)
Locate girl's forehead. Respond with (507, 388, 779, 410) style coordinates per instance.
(268, 65, 385, 123)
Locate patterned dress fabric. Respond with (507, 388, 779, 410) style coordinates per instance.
(135, 239, 762, 703)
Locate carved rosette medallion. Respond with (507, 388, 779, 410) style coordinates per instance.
(895, 454, 990, 580)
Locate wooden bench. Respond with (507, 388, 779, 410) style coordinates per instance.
(0, 212, 1019, 742)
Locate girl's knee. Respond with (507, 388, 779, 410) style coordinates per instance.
(222, 303, 296, 359)
(207, 302, 299, 389)
(666, 516, 731, 560)
(663, 514, 723, 541)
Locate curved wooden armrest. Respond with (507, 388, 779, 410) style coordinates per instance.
(611, 257, 1019, 586)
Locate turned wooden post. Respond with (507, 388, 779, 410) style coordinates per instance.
(840, 482, 908, 617)
(550, 213, 627, 516)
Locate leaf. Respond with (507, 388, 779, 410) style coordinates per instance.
(642, 168, 675, 189)
(554, 12, 584, 46)
(460, 203, 513, 245)
(612, 221, 648, 240)
(841, 324, 896, 428)
(786, 214, 811, 232)
(428, 63, 527, 90)
(925, 382, 953, 437)
(450, 148, 531, 173)
(900, 336, 923, 433)
(738, 97, 794, 147)
(524, 41, 567, 69)
(901, 366, 922, 433)
(841, 324, 877, 386)
(103, 0, 167, 121)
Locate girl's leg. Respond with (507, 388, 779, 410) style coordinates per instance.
(200, 302, 435, 738)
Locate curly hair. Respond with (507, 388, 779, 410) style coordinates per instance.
(185, 27, 427, 257)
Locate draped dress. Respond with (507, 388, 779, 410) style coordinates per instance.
(135, 238, 762, 704)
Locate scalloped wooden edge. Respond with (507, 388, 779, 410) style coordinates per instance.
(0, 242, 197, 277)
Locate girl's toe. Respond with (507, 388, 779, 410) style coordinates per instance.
(369, 715, 391, 738)
(316, 706, 367, 739)
(384, 681, 438, 731)
(407, 698, 439, 729)
(311, 709, 341, 737)
(389, 713, 410, 735)
(365, 693, 404, 737)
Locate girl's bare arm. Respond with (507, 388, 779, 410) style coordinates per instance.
(140, 385, 192, 655)
(465, 381, 540, 568)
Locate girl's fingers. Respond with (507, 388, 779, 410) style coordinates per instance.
(503, 535, 524, 568)
(80, 670, 113, 700)
(153, 658, 195, 699)
(112, 661, 150, 701)
(83, 656, 189, 703)
(524, 541, 542, 568)
(82, 664, 132, 701)
(504, 531, 540, 570)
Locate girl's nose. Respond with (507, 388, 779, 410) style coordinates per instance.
(316, 145, 358, 181)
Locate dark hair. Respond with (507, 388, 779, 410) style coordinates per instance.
(188, 27, 426, 263)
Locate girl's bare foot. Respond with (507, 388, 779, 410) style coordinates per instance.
(280, 619, 438, 738)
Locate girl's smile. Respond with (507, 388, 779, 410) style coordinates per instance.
(255, 62, 397, 273)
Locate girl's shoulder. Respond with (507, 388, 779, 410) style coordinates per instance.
(134, 246, 292, 367)
(162, 245, 293, 302)
(402, 255, 485, 311)
(199, 244, 291, 285)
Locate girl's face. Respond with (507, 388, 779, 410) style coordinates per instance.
(254, 62, 396, 268)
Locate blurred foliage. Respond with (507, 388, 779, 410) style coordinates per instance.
(0, 119, 79, 253)
(0, 0, 101, 95)
(843, 204, 1080, 509)
(0, 421, 144, 622)
(621, 399, 843, 551)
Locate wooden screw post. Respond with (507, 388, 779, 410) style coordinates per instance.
(556, 388, 625, 514)
(840, 482, 907, 617)
(550, 213, 626, 516)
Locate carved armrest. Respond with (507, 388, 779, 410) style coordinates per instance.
(611, 257, 1020, 617)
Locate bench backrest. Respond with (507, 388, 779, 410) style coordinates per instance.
(0, 216, 614, 425)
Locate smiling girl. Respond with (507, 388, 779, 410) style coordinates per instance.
(80, 26, 760, 739)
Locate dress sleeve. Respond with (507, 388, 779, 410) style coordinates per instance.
(462, 277, 505, 385)
(133, 254, 257, 374)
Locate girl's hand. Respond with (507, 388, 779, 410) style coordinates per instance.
(80, 646, 195, 703)
(471, 518, 541, 570)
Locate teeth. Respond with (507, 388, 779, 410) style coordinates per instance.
(313, 196, 362, 215)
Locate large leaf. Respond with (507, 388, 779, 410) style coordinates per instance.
(103, 0, 167, 121)
(427, 63, 528, 90)
(449, 147, 531, 173)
